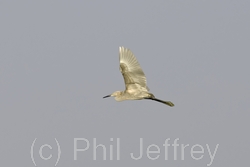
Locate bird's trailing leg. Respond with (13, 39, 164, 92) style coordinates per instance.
(145, 96, 174, 107)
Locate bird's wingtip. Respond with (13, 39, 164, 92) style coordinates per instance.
(119, 46, 124, 51)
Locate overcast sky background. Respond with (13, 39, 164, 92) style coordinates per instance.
(1, 1, 249, 166)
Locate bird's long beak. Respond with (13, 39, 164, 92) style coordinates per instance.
(103, 94, 111, 98)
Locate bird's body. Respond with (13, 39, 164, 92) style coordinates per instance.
(111, 90, 153, 101)
(103, 46, 174, 107)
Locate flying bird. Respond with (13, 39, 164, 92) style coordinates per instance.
(103, 46, 174, 107)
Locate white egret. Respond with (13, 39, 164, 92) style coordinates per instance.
(103, 46, 174, 107)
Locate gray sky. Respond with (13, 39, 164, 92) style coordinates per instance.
(1, 1, 249, 166)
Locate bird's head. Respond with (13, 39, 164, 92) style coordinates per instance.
(103, 91, 122, 98)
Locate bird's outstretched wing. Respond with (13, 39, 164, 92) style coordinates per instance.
(119, 46, 149, 91)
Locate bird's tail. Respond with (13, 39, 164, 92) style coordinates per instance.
(149, 98, 174, 107)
